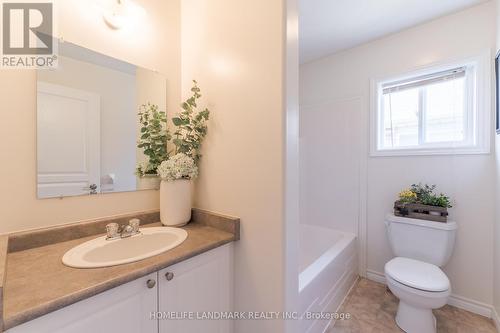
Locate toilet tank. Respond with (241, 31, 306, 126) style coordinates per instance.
(385, 214, 457, 267)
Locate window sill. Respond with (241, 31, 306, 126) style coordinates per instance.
(370, 146, 491, 157)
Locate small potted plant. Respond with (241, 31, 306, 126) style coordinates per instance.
(135, 81, 210, 226)
(394, 183, 452, 222)
(157, 81, 210, 226)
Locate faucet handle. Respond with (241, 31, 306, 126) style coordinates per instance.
(129, 218, 140, 233)
(106, 223, 119, 240)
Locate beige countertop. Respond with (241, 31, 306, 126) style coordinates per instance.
(2, 210, 239, 331)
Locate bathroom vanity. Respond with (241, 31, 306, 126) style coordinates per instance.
(1, 209, 239, 333)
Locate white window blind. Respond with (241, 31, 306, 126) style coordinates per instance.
(382, 67, 466, 94)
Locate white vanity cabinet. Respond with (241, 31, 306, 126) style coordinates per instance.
(8, 272, 158, 333)
(158, 244, 233, 333)
(7, 244, 233, 333)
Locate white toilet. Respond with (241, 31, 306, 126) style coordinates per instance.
(384, 214, 457, 333)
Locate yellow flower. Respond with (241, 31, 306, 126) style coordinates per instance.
(399, 189, 417, 203)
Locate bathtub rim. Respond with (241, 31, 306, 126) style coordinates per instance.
(299, 227, 356, 292)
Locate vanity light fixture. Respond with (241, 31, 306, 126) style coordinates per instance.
(103, 0, 145, 30)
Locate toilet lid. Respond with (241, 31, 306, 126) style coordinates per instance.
(385, 257, 450, 292)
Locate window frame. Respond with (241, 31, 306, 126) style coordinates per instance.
(370, 53, 491, 157)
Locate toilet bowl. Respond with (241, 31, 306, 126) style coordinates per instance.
(385, 257, 450, 333)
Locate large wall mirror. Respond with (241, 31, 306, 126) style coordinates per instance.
(37, 41, 166, 199)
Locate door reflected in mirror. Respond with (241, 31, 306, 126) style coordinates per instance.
(36, 41, 167, 199)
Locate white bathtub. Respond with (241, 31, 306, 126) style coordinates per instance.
(299, 224, 358, 333)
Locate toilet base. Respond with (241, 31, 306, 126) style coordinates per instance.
(395, 300, 436, 333)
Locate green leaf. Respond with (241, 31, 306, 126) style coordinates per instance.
(172, 117, 183, 126)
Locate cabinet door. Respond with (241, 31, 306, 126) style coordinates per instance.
(8, 273, 158, 333)
(159, 244, 233, 333)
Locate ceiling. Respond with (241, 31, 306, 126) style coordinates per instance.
(299, 0, 489, 64)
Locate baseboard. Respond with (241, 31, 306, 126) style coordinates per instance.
(492, 307, 500, 333)
(366, 269, 386, 284)
(447, 294, 493, 318)
(365, 269, 493, 319)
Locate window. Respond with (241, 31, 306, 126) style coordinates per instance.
(371, 56, 490, 156)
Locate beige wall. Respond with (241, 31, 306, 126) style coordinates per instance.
(301, 2, 496, 306)
(0, 0, 180, 233)
(181, 0, 288, 332)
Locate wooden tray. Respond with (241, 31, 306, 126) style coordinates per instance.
(394, 201, 448, 223)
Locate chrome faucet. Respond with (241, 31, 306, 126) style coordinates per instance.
(106, 219, 141, 240)
(120, 224, 135, 238)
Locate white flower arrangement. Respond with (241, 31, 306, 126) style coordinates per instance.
(157, 153, 198, 182)
(136, 160, 156, 177)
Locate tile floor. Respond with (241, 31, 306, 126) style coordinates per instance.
(330, 278, 496, 333)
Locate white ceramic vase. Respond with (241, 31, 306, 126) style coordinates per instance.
(160, 179, 192, 227)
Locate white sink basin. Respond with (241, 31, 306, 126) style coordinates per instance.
(62, 227, 188, 268)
